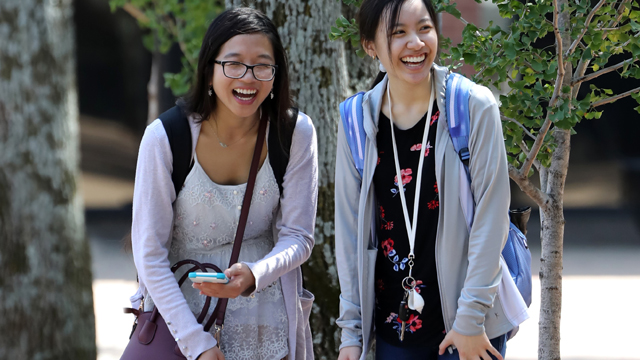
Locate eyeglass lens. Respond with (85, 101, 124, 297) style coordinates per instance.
(224, 63, 274, 81)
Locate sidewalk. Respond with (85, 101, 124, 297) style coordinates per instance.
(88, 208, 640, 360)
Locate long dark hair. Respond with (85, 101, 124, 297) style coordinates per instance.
(124, 8, 293, 252)
(180, 7, 293, 139)
(357, 0, 441, 89)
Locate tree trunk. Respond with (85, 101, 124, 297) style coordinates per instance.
(224, 1, 349, 358)
(538, 2, 572, 357)
(147, 50, 162, 124)
(0, 0, 97, 359)
(341, 3, 377, 94)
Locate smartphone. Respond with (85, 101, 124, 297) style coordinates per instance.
(188, 272, 229, 284)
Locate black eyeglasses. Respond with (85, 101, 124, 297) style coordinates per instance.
(214, 60, 277, 81)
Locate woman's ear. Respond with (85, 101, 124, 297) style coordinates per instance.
(362, 40, 377, 60)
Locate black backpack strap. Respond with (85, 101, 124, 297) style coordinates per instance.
(158, 105, 193, 197)
(268, 107, 298, 197)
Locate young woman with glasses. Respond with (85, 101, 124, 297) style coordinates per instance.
(334, 0, 528, 359)
(129, 8, 317, 360)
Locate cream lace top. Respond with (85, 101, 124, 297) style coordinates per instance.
(146, 153, 289, 360)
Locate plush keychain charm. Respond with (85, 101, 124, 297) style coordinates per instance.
(408, 288, 424, 314)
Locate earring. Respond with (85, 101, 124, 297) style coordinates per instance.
(208, 85, 213, 97)
(270, 91, 274, 100)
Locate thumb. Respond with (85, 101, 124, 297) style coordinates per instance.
(438, 335, 452, 355)
(225, 263, 242, 278)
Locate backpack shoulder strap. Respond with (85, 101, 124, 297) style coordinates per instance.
(445, 73, 476, 229)
(158, 105, 192, 198)
(339, 92, 366, 178)
(445, 72, 475, 168)
(268, 107, 298, 197)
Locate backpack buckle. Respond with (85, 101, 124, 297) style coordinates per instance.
(459, 147, 470, 166)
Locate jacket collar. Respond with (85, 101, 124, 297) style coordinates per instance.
(361, 63, 450, 141)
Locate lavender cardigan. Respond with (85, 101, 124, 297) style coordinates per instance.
(129, 112, 318, 360)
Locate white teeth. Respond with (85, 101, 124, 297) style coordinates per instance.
(401, 55, 426, 63)
(234, 88, 257, 95)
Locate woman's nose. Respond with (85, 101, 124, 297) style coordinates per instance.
(407, 33, 425, 50)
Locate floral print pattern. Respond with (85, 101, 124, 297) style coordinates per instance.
(385, 312, 424, 336)
(374, 102, 445, 345)
(381, 237, 409, 271)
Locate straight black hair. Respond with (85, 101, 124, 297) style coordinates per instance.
(180, 7, 293, 141)
(357, 0, 441, 89)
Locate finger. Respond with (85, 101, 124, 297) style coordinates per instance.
(487, 345, 503, 360)
(438, 337, 452, 355)
(225, 264, 242, 277)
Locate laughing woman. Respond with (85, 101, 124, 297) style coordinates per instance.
(129, 8, 317, 360)
(334, 0, 527, 359)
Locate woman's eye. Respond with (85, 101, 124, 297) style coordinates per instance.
(393, 30, 405, 35)
(421, 26, 432, 31)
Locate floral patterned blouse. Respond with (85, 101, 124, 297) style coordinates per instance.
(373, 102, 446, 349)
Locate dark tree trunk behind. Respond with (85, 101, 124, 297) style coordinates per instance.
(0, 0, 97, 358)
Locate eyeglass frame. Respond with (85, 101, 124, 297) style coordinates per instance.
(213, 60, 278, 81)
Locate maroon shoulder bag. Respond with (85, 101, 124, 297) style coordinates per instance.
(120, 114, 268, 360)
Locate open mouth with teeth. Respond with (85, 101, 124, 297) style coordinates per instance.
(233, 88, 258, 101)
(400, 54, 427, 68)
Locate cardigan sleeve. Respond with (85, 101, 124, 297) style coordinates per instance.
(242, 112, 318, 294)
(131, 119, 217, 358)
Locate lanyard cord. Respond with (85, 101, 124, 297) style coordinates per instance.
(387, 80, 435, 261)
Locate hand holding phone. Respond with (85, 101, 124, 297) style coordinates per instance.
(188, 272, 230, 284)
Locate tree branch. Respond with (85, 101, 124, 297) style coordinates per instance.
(553, 0, 564, 78)
(521, 112, 553, 178)
(572, 58, 591, 99)
(602, 0, 632, 40)
(523, 0, 568, 178)
(501, 115, 537, 141)
(519, 141, 542, 171)
(566, 0, 607, 57)
(591, 86, 640, 108)
(122, 4, 150, 24)
(572, 57, 639, 85)
(509, 164, 549, 207)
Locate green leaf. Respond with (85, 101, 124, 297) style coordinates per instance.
(463, 53, 477, 65)
(530, 60, 544, 73)
(504, 42, 517, 60)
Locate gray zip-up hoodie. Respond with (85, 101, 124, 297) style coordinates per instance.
(335, 64, 525, 358)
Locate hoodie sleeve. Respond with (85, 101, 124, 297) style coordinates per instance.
(452, 85, 511, 336)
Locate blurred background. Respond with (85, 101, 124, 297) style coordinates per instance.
(76, 0, 640, 359)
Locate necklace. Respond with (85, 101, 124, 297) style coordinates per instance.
(207, 110, 261, 148)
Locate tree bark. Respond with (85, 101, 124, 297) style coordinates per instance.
(0, 0, 96, 359)
(538, 1, 572, 357)
(147, 49, 162, 124)
(224, 1, 349, 357)
(341, 2, 377, 94)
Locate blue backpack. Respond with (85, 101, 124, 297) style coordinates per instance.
(339, 73, 532, 308)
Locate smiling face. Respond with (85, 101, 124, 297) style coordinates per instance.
(211, 33, 275, 119)
(364, 0, 438, 86)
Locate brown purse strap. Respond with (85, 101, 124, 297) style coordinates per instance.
(204, 111, 268, 333)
